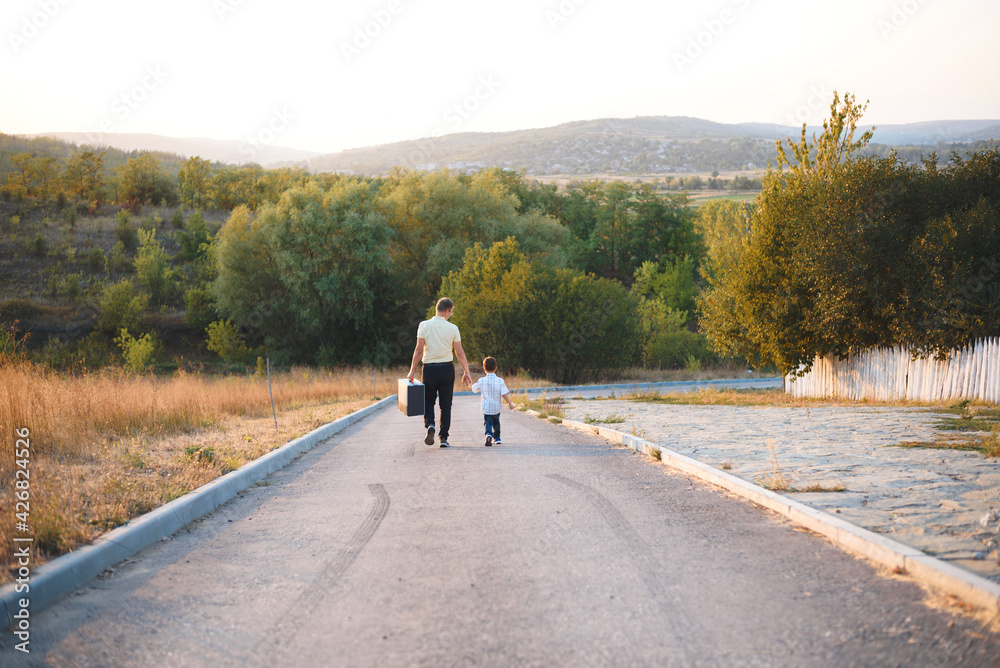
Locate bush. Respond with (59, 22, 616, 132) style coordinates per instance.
(115, 328, 158, 374)
(206, 319, 251, 364)
(183, 287, 217, 333)
(97, 279, 148, 335)
(74, 332, 111, 368)
(31, 233, 47, 257)
(176, 211, 211, 261)
(115, 210, 138, 251)
(134, 229, 175, 305)
(62, 273, 82, 301)
(87, 247, 105, 271)
(106, 242, 132, 274)
(171, 209, 185, 229)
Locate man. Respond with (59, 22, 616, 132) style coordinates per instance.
(407, 297, 472, 447)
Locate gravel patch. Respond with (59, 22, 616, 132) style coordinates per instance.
(562, 400, 1000, 583)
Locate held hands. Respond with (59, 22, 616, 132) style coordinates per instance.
(462, 373, 472, 387)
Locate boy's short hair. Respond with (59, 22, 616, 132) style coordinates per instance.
(436, 297, 454, 313)
(483, 356, 497, 373)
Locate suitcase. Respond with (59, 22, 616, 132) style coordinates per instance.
(398, 379, 425, 417)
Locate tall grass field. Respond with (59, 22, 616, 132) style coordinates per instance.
(0, 360, 411, 583)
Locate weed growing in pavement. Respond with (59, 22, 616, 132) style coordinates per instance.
(794, 482, 847, 493)
(583, 412, 630, 424)
(756, 439, 789, 491)
(650, 447, 662, 461)
(983, 428, 1000, 458)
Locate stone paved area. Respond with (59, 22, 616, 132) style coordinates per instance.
(561, 400, 1000, 584)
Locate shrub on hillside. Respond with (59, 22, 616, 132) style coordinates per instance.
(97, 279, 148, 335)
(115, 210, 138, 251)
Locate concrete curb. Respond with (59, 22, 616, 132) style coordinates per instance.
(545, 413, 1000, 618)
(452, 376, 783, 398)
(1, 396, 395, 625)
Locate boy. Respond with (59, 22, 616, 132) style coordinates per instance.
(470, 356, 515, 446)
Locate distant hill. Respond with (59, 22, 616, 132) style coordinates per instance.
(297, 116, 1000, 177)
(867, 120, 1000, 144)
(27, 117, 1000, 177)
(26, 132, 323, 168)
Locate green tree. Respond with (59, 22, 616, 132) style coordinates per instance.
(636, 298, 710, 369)
(63, 148, 106, 203)
(178, 156, 213, 209)
(116, 154, 175, 205)
(441, 238, 641, 382)
(9, 153, 60, 198)
(694, 199, 752, 274)
(212, 182, 397, 361)
(176, 211, 212, 261)
(632, 256, 699, 322)
(383, 169, 568, 311)
(700, 92, 1000, 374)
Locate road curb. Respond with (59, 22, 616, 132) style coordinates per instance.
(545, 413, 1000, 618)
(449, 376, 781, 398)
(1, 396, 395, 625)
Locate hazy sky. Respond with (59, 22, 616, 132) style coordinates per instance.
(3, 0, 999, 157)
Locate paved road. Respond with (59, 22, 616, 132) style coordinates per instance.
(6, 396, 999, 667)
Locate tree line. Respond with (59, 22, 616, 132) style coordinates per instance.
(6, 98, 996, 381)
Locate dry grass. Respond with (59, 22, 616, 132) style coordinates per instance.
(753, 441, 847, 493)
(513, 392, 566, 419)
(0, 360, 411, 583)
(756, 439, 790, 491)
(621, 386, 965, 409)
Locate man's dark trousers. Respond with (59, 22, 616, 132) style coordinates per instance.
(422, 362, 455, 441)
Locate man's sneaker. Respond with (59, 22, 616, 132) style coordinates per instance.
(485, 435, 493, 447)
(425, 426, 435, 446)
(494, 438, 502, 445)
(439, 440, 450, 448)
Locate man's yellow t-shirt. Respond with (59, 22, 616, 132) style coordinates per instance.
(417, 315, 461, 364)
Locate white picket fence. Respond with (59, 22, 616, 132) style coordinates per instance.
(785, 337, 1000, 403)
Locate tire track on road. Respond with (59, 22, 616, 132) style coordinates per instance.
(254, 483, 390, 664)
(545, 473, 701, 661)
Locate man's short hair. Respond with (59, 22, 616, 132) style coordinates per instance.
(436, 297, 454, 313)
(483, 356, 497, 373)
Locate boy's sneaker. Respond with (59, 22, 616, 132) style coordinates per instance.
(485, 435, 493, 447)
(425, 426, 435, 445)
(494, 438, 502, 445)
